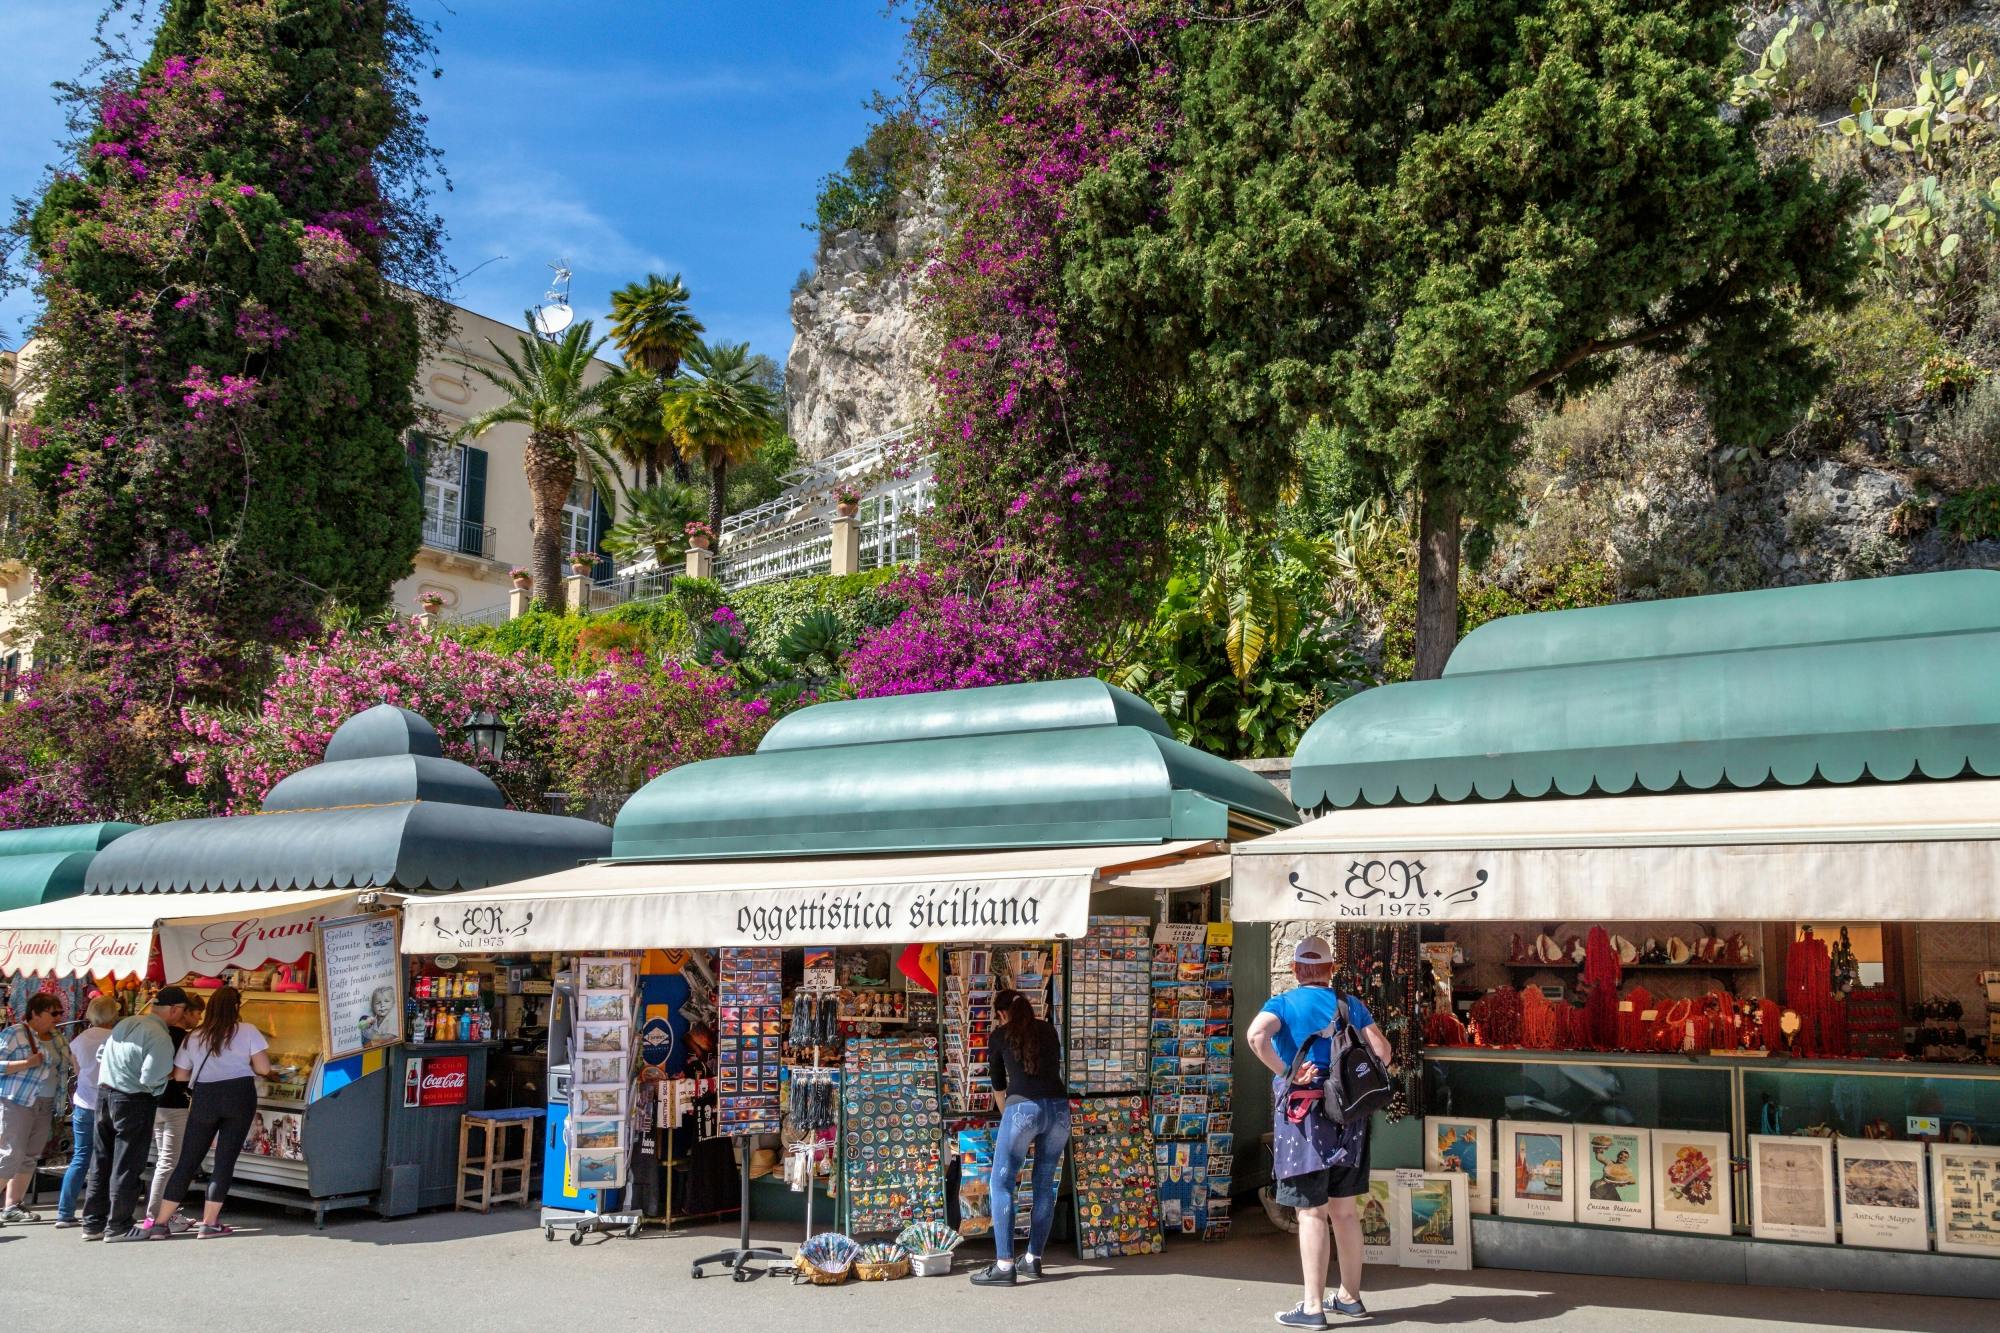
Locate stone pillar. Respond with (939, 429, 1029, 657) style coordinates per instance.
(685, 546, 715, 581)
(830, 514, 860, 577)
(507, 585, 531, 620)
(565, 573, 589, 612)
(416, 609, 439, 630)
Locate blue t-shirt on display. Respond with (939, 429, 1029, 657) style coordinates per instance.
(1260, 986, 1374, 1073)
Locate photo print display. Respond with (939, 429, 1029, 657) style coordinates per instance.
(1930, 1143, 2000, 1258)
(1424, 1116, 1493, 1215)
(575, 1053, 627, 1088)
(1359, 1171, 1400, 1266)
(578, 1022, 630, 1055)
(1498, 1121, 1576, 1222)
(576, 1148, 625, 1187)
(1398, 1171, 1472, 1271)
(1576, 1126, 1651, 1229)
(570, 1118, 625, 1152)
(1835, 1138, 1928, 1253)
(581, 992, 629, 1024)
(1650, 1130, 1733, 1237)
(1749, 1134, 1836, 1245)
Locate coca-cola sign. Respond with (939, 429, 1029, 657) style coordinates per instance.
(415, 1055, 469, 1107)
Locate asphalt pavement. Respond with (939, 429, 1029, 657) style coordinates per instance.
(1, 1199, 1992, 1331)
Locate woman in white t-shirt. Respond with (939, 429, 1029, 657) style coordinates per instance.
(133, 986, 270, 1240)
(54, 994, 122, 1226)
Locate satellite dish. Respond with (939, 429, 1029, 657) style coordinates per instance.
(532, 304, 574, 336)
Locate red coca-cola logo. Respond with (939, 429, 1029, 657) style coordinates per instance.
(416, 1055, 468, 1107)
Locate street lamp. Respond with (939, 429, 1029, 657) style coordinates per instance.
(464, 709, 508, 762)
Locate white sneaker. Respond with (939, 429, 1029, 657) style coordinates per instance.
(168, 1214, 197, 1234)
(0, 1206, 39, 1224)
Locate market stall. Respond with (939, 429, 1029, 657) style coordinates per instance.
(1232, 570, 2000, 1299)
(402, 678, 1292, 1265)
(0, 823, 141, 1022)
(18, 703, 613, 1222)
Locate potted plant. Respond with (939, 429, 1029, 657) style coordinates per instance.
(834, 485, 862, 518)
(509, 566, 532, 590)
(684, 521, 715, 551)
(417, 591, 446, 615)
(569, 550, 599, 575)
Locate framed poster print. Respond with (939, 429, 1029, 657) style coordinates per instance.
(1424, 1116, 1494, 1214)
(1359, 1170, 1400, 1266)
(1931, 1143, 2000, 1258)
(1835, 1138, 1927, 1252)
(1576, 1126, 1652, 1229)
(1498, 1121, 1575, 1222)
(1749, 1134, 1836, 1244)
(1651, 1129, 1732, 1237)
(1398, 1171, 1472, 1271)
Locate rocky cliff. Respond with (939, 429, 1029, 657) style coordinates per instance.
(785, 176, 945, 460)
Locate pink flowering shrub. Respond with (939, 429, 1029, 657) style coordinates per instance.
(177, 618, 569, 812)
(846, 568, 1090, 697)
(555, 652, 773, 795)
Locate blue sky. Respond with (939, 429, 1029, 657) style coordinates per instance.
(0, 1, 907, 365)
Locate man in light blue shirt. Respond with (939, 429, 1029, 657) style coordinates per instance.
(82, 986, 188, 1241)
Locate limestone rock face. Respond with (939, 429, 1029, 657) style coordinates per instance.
(786, 175, 946, 460)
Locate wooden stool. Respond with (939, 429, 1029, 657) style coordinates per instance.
(457, 1110, 537, 1212)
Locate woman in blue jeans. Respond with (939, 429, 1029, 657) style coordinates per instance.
(55, 996, 121, 1227)
(971, 993, 1069, 1286)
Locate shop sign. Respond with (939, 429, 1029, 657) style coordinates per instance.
(158, 899, 351, 979)
(403, 872, 1095, 953)
(0, 928, 151, 979)
(1278, 859, 1490, 920)
(405, 1055, 468, 1107)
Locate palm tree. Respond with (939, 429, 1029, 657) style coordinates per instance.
(601, 482, 706, 569)
(663, 339, 783, 536)
(608, 274, 704, 487)
(455, 314, 623, 610)
(603, 368, 674, 493)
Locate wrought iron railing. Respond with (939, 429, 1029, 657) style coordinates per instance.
(717, 520, 832, 590)
(421, 513, 496, 560)
(589, 566, 676, 610)
(447, 601, 512, 627)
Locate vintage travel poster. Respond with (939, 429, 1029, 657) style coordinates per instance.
(1650, 1130, 1733, 1236)
(1498, 1121, 1575, 1222)
(1750, 1134, 1836, 1245)
(1398, 1171, 1472, 1271)
(1931, 1143, 2000, 1258)
(1360, 1170, 1400, 1266)
(1835, 1138, 1928, 1252)
(1424, 1116, 1494, 1214)
(1576, 1126, 1652, 1229)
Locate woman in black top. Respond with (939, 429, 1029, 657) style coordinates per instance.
(971, 995, 1068, 1287)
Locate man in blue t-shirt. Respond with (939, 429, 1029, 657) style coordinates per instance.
(1247, 936, 1394, 1329)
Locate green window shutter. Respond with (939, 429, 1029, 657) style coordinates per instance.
(591, 490, 614, 582)
(460, 445, 488, 556)
(404, 432, 428, 499)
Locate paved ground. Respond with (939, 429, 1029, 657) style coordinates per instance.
(2, 1201, 1992, 1331)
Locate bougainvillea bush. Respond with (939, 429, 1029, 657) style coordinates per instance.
(845, 567, 1090, 697)
(177, 618, 569, 813)
(555, 651, 773, 797)
(18, 0, 448, 702)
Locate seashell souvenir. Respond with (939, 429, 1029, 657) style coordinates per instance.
(1567, 935, 1585, 965)
(1536, 934, 1563, 963)
(1612, 935, 1639, 965)
(1666, 936, 1692, 965)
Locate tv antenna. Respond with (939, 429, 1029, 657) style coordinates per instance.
(531, 258, 574, 338)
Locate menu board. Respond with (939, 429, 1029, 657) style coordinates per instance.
(317, 912, 404, 1060)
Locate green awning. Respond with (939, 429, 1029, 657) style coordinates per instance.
(1293, 624, 2000, 810)
(1446, 568, 2000, 676)
(0, 823, 140, 858)
(612, 679, 1295, 861)
(0, 851, 97, 912)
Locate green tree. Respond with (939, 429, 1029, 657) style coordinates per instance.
(1070, 0, 1861, 677)
(603, 368, 674, 493)
(664, 340, 784, 535)
(601, 481, 705, 569)
(607, 273, 704, 486)
(455, 317, 623, 610)
(18, 0, 450, 701)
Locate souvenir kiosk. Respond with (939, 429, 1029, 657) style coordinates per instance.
(0, 822, 140, 1020)
(10, 704, 611, 1223)
(402, 679, 1294, 1263)
(1233, 571, 2000, 1299)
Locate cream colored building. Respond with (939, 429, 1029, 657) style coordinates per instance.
(0, 302, 622, 665)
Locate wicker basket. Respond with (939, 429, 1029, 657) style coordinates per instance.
(793, 1254, 850, 1286)
(854, 1255, 911, 1282)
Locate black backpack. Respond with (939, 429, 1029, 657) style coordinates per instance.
(1288, 989, 1395, 1126)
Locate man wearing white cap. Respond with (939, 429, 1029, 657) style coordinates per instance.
(1248, 935, 1393, 1327)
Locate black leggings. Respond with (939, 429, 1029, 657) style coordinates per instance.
(163, 1077, 257, 1208)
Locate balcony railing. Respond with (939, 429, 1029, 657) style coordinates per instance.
(717, 519, 832, 590)
(589, 566, 676, 611)
(447, 602, 512, 628)
(421, 512, 496, 560)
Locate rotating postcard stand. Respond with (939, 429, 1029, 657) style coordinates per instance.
(690, 1137, 788, 1281)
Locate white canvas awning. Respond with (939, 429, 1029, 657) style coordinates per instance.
(402, 842, 1227, 954)
(1231, 780, 2000, 924)
(0, 889, 373, 980)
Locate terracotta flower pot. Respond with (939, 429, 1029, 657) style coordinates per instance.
(511, 574, 532, 590)
(689, 532, 713, 551)
(835, 500, 860, 518)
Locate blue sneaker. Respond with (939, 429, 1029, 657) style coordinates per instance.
(1275, 1304, 1327, 1329)
(1327, 1293, 1369, 1319)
